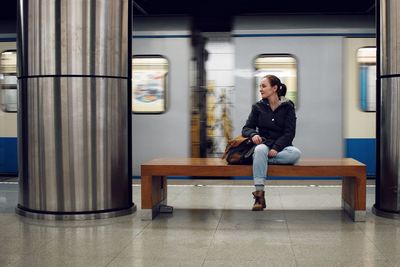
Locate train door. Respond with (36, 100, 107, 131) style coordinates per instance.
(0, 46, 17, 175)
(343, 38, 376, 177)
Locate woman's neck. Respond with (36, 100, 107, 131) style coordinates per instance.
(267, 94, 280, 106)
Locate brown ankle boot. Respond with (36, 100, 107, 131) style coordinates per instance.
(252, 190, 266, 211)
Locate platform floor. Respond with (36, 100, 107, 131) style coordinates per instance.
(1, 181, 400, 267)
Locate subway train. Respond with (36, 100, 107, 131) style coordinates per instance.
(0, 14, 376, 178)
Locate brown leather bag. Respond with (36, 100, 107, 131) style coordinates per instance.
(222, 136, 255, 165)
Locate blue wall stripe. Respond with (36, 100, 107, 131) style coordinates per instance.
(0, 38, 17, 42)
(0, 34, 17, 42)
(132, 35, 190, 39)
(232, 33, 375, 38)
(1, 138, 375, 178)
(0, 137, 18, 175)
(345, 138, 375, 177)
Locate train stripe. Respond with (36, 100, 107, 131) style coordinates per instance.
(345, 138, 376, 177)
(132, 35, 190, 38)
(0, 137, 18, 175)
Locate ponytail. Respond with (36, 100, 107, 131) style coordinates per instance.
(278, 83, 287, 97)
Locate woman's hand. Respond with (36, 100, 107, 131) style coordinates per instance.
(268, 149, 278, 158)
(251, 134, 263, 145)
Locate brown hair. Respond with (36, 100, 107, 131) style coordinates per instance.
(263, 75, 287, 97)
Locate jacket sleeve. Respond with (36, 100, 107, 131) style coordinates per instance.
(272, 105, 296, 152)
(242, 104, 259, 138)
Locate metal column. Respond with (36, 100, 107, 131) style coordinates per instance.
(16, 0, 135, 219)
(373, 0, 400, 218)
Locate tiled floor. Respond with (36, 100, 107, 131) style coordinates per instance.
(1, 181, 400, 267)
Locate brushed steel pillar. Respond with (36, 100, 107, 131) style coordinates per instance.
(373, 0, 400, 218)
(16, 0, 135, 219)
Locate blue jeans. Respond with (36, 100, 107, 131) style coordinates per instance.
(252, 144, 301, 186)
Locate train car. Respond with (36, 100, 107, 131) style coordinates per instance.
(0, 14, 376, 179)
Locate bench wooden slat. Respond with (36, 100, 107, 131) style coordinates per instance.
(142, 158, 365, 177)
(142, 158, 364, 166)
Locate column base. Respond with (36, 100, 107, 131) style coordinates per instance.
(15, 204, 136, 220)
(372, 204, 400, 219)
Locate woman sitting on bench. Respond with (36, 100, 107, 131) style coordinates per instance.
(242, 74, 301, 211)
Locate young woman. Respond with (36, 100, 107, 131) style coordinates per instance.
(242, 75, 301, 211)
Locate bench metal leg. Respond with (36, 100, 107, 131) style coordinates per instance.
(142, 200, 168, 220)
(342, 199, 366, 222)
(342, 173, 366, 222)
(141, 175, 171, 220)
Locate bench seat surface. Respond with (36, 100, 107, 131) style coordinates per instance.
(141, 158, 365, 177)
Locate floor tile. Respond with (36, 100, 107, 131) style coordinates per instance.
(295, 258, 343, 267)
(341, 259, 394, 267)
(203, 259, 297, 267)
(206, 242, 295, 261)
(217, 209, 287, 231)
(118, 240, 209, 260)
(11, 254, 113, 267)
(108, 257, 204, 267)
(213, 229, 291, 244)
(292, 242, 386, 262)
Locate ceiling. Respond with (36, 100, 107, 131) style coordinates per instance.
(0, 1, 375, 31)
(132, 0, 375, 16)
(134, 0, 375, 31)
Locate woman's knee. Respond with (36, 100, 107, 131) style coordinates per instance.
(254, 144, 269, 155)
(276, 146, 301, 164)
(286, 146, 301, 163)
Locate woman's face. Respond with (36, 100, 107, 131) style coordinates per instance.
(259, 78, 277, 99)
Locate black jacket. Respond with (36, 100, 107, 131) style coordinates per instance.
(242, 98, 296, 152)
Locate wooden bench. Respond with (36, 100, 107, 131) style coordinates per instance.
(141, 158, 367, 222)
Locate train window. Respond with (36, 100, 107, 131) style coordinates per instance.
(132, 56, 168, 113)
(0, 50, 17, 112)
(254, 55, 298, 106)
(357, 47, 376, 112)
